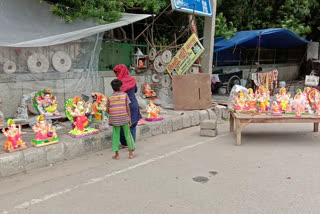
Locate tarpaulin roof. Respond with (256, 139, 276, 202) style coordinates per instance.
(0, 0, 151, 47)
(214, 28, 309, 53)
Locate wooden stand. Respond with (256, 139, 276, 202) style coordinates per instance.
(5, 144, 27, 153)
(31, 140, 59, 147)
(230, 111, 320, 146)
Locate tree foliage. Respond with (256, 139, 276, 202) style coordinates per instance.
(217, 0, 320, 40)
(41, 0, 168, 23)
(41, 0, 320, 41)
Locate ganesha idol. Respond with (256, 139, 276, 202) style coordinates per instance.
(276, 87, 290, 111)
(33, 89, 61, 118)
(246, 88, 257, 110)
(271, 101, 282, 116)
(2, 119, 27, 153)
(142, 82, 157, 99)
(65, 96, 99, 138)
(31, 115, 59, 147)
(257, 88, 270, 111)
(90, 92, 109, 130)
(233, 91, 249, 111)
(146, 100, 163, 122)
(91, 92, 108, 121)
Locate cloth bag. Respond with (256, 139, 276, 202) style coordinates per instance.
(305, 75, 319, 86)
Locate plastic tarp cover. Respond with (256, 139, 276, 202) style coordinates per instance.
(214, 28, 309, 53)
(0, 0, 151, 47)
(0, 0, 151, 118)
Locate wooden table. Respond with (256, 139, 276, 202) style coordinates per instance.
(230, 111, 320, 145)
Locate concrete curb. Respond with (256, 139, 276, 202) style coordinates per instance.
(0, 109, 216, 178)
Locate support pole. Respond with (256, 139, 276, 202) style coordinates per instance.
(202, 0, 217, 74)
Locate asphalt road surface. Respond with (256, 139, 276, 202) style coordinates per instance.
(1, 122, 320, 214)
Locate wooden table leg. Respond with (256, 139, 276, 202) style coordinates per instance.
(236, 119, 242, 146)
(229, 112, 234, 132)
(314, 123, 319, 132)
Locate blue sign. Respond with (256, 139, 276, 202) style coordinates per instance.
(171, 0, 213, 17)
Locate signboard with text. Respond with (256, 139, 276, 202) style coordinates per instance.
(166, 34, 205, 76)
(171, 0, 213, 17)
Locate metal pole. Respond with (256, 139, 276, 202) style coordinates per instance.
(257, 32, 261, 66)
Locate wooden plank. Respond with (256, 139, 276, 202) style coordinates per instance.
(229, 111, 235, 132)
(198, 73, 212, 109)
(31, 140, 59, 148)
(231, 111, 320, 146)
(172, 74, 200, 110)
(5, 145, 27, 153)
(239, 118, 320, 123)
(173, 73, 211, 110)
(236, 119, 242, 146)
(314, 123, 319, 132)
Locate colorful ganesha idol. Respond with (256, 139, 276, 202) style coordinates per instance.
(142, 82, 157, 99)
(246, 88, 257, 110)
(276, 87, 290, 112)
(271, 101, 282, 116)
(31, 115, 59, 147)
(294, 89, 307, 118)
(257, 88, 270, 111)
(234, 91, 249, 111)
(307, 88, 320, 113)
(2, 119, 27, 153)
(90, 92, 109, 130)
(146, 100, 163, 122)
(91, 92, 109, 121)
(33, 88, 61, 118)
(65, 96, 99, 138)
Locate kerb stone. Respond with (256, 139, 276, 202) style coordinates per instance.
(161, 119, 173, 134)
(200, 119, 217, 130)
(83, 135, 102, 153)
(99, 130, 113, 150)
(149, 122, 163, 136)
(200, 129, 218, 137)
(198, 110, 209, 122)
(136, 124, 152, 140)
(190, 111, 200, 126)
(171, 116, 183, 131)
(45, 142, 65, 164)
(207, 109, 218, 120)
(182, 113, 192, 128)
(0, 152, 25, 177)
(63, 138, 86, 159)
(23, 147, 47, 171)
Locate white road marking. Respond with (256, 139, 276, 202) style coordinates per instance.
(3, 133, 228, 213)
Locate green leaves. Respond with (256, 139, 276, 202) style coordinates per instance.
(215, 13, 237, 39)
(42, 0, 169, 23)
(217, 0, 320, 40)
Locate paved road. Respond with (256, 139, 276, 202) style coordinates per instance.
(1, 122, 320, 214)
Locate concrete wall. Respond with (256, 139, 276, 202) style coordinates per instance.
(214, 63, 299, 81)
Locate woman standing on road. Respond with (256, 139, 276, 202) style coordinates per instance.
(113, 64, 142, 148)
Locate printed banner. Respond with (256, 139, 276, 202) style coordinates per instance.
(166, 34, 205, 76)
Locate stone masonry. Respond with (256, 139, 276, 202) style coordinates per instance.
(0, 109, 217, 178)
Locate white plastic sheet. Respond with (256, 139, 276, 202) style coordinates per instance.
(0, 0, 151, 47)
